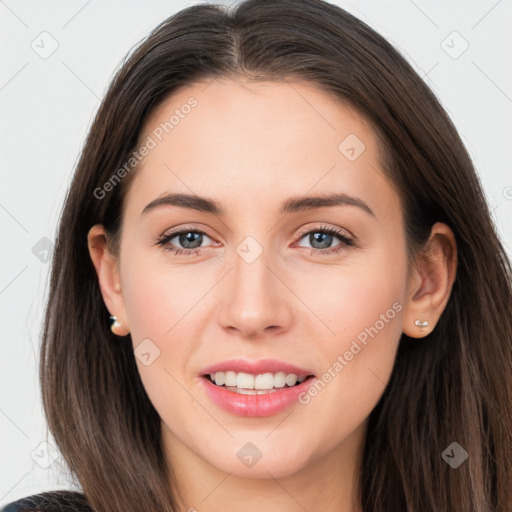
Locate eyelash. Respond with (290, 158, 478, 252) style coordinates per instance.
(155, 224, 354, 257)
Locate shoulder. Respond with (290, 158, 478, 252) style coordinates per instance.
(0, 490, 93, 512)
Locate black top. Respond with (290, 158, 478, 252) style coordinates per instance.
(0, 491, 93, 512)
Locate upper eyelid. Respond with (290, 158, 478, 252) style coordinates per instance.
(295, 224, 353, 240)
(163, 225, 215, 241)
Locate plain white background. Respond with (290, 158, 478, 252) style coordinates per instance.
(1, 0, 511, 506)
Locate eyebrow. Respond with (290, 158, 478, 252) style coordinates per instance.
(140, 192, 375, 218)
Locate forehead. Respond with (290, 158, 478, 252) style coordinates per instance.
(124, 78, 399, 222)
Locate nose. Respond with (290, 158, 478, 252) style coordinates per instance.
(218, 246, 293, 339)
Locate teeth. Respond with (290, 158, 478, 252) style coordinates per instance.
(231, 387, 279, 395)
(273, 371, 286, 388)
(208, 371, 309, 390)
(213, 372, 225, 386)
(285, 374, 297, 386)
(255, 372, 274, 390)
(224, 371, 237, 387)
(237, 372, 254, 389)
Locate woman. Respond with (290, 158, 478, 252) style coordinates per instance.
(2, 0, 511, 510)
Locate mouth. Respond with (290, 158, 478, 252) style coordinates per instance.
(202, 371, 314, 395)
(198, 359, 317, 417)
(200, 371, 316, 417)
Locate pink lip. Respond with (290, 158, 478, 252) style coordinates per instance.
(199, 358, 314, 378)
(200, 375, 316, 417)
(199, 358, 316, 417)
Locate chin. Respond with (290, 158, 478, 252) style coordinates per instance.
(197, 436, 316, 479)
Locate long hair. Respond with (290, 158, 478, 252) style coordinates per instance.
(40, 0, 512, 510)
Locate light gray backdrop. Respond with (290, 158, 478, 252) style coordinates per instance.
(1, 0, 511, 506)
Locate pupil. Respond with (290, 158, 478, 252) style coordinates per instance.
(311, 232, 332, 249)
(180, 232, 202, 249)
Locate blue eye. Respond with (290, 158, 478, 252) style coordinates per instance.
(156, 228, 214, 256)
(295, 225, 354, 255)
(155, 224, 354, 257)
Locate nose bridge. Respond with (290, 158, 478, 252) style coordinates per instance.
(218, 234, 291, 337)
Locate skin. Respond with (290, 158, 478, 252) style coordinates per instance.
(88, 77, 457, 512)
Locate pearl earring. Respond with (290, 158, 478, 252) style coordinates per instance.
(414, 319, 429, 328)
(110, 315, 129, 335)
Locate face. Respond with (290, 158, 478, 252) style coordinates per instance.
(109, 78, 410, 479)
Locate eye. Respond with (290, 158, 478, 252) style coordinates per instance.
(155, 227, 217, 256)
(294, 225, 354, 255)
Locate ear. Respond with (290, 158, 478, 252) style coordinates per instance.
(402, 222, 457, 338)
(87, 224, 130, 333)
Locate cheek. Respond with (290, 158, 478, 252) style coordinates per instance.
(121, 247, 207, 343)
(296, 251, 405, 433)
(120, 272, 202, 444)
(119, 248, 218, 406)
(297, 244, 405, 348)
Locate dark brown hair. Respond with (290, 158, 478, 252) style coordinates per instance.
(40, 0, 512, 510)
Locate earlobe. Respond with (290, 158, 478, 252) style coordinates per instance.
(402, 222, 457, 339)
(87, 224, 130, 334)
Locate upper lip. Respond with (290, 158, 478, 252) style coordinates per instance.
(200, 358, 315, 378)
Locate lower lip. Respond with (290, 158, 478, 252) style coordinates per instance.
(200, 376, 316, 417)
